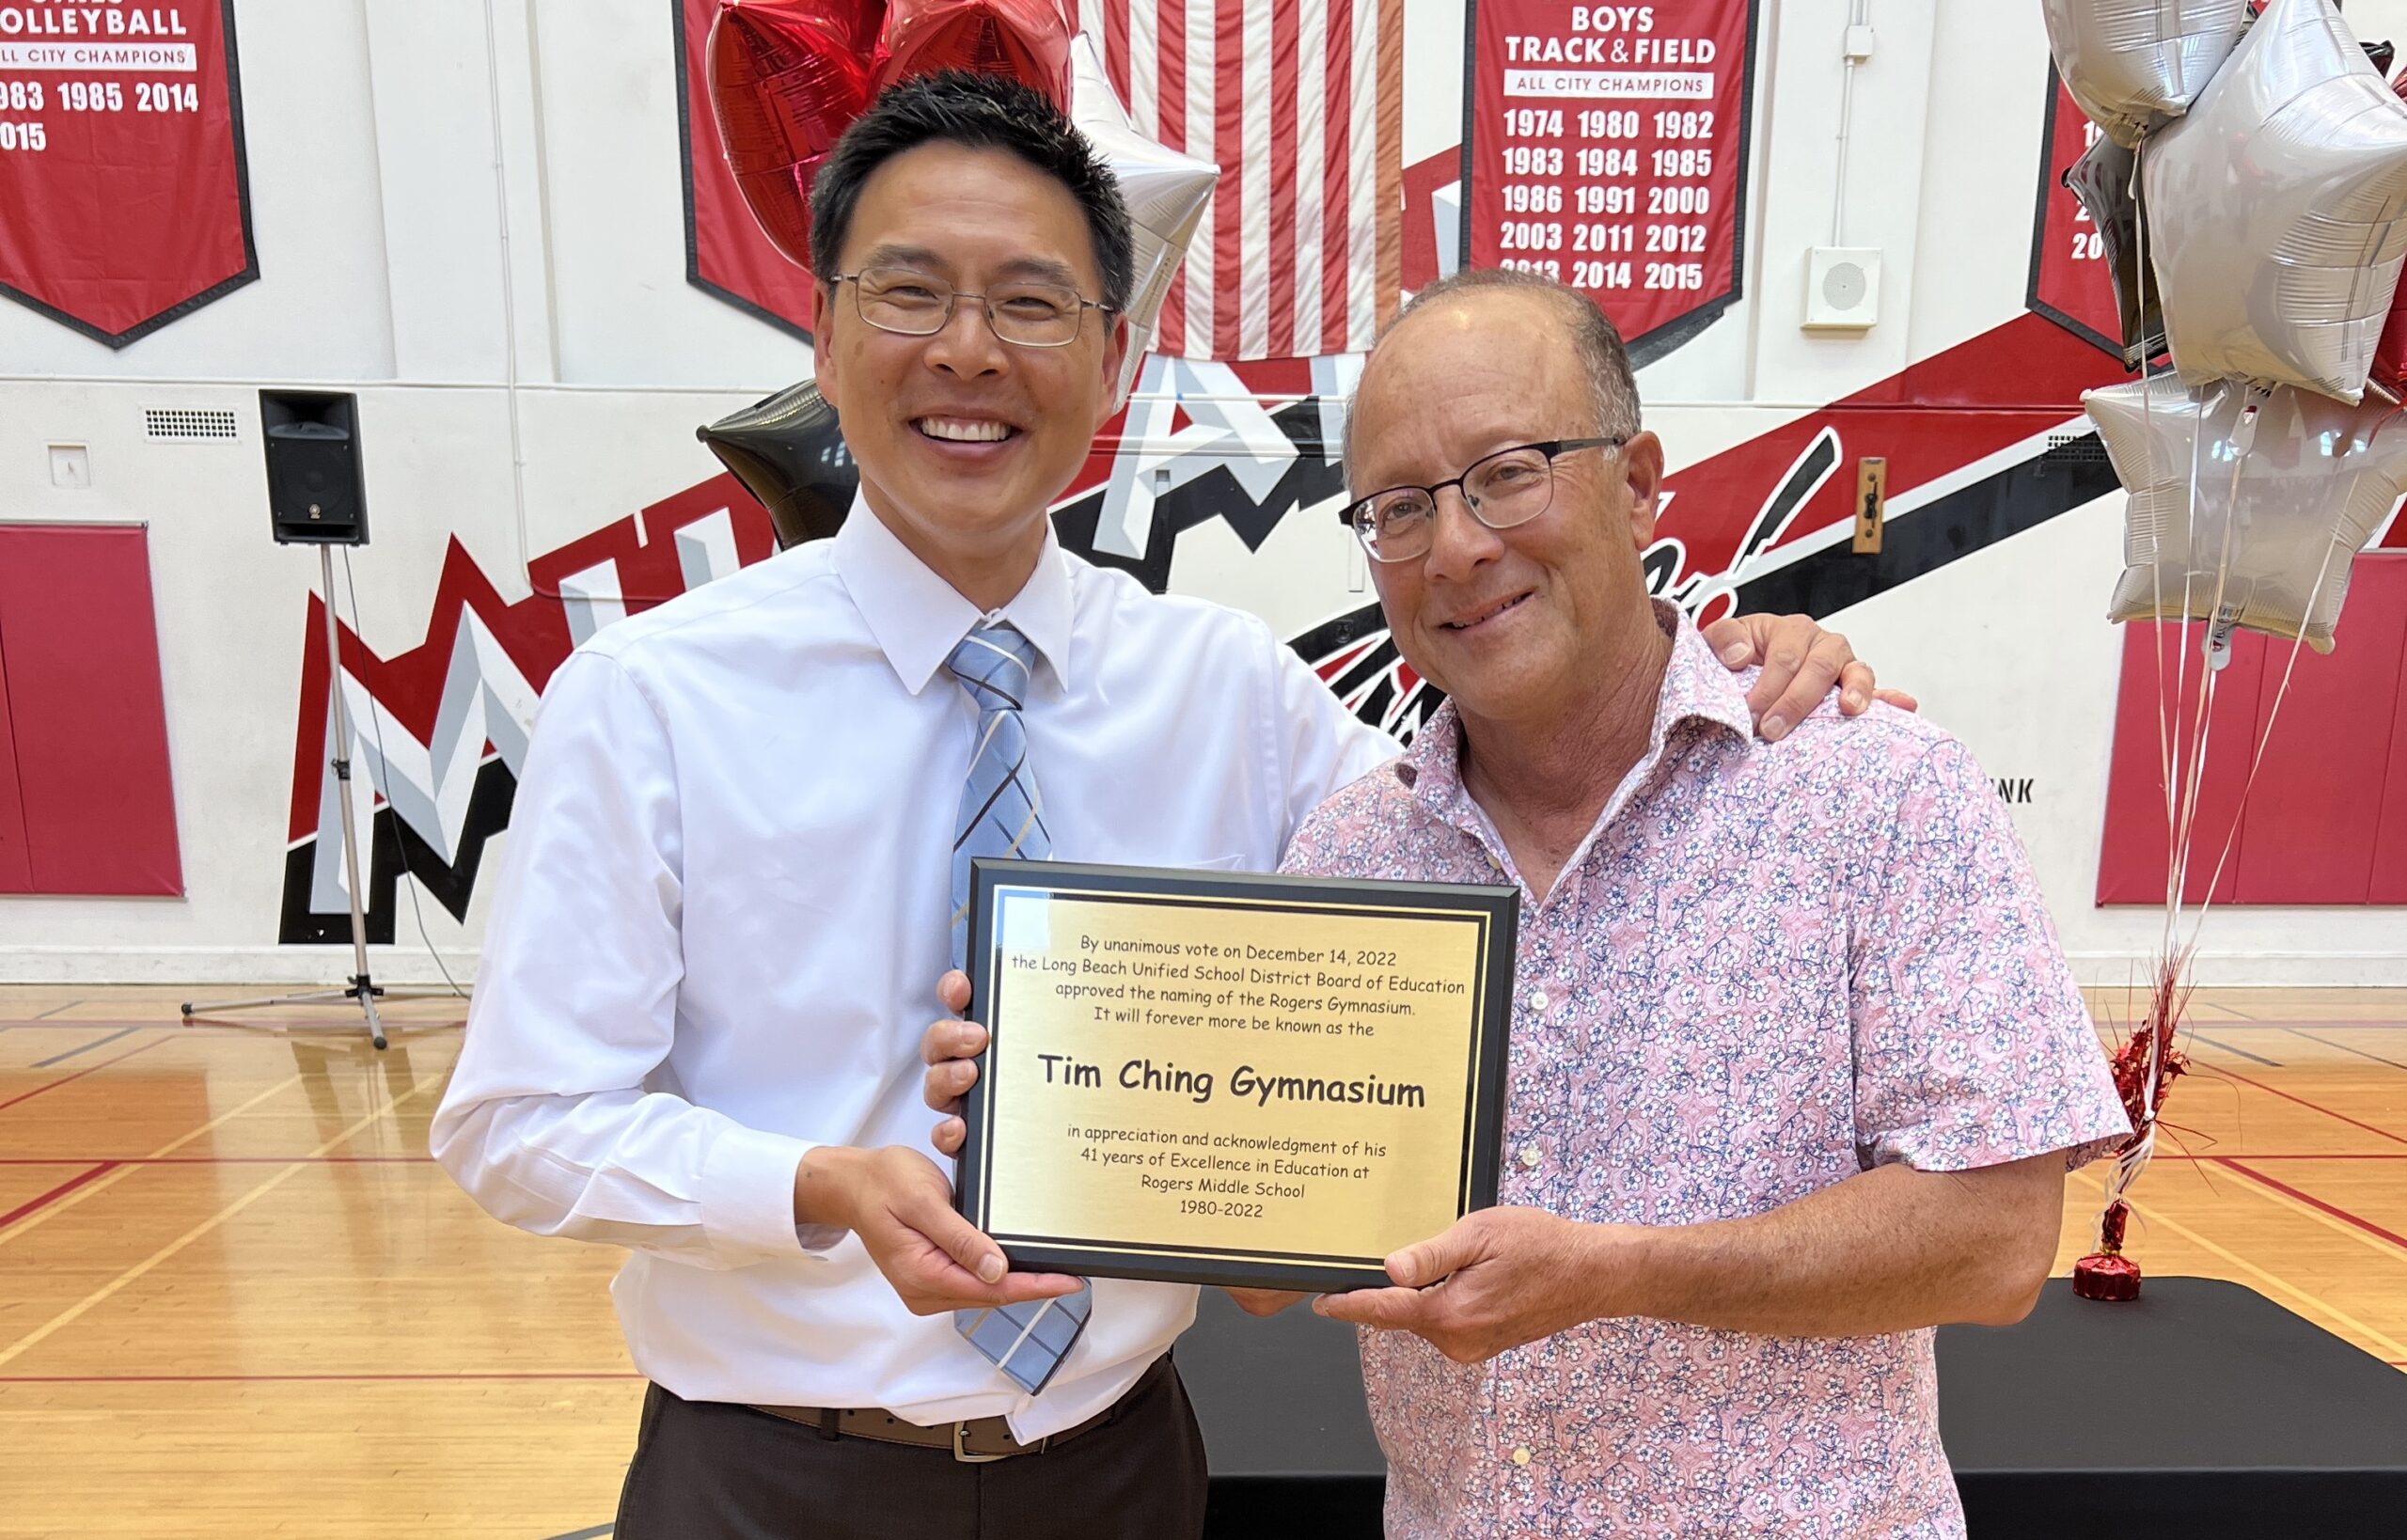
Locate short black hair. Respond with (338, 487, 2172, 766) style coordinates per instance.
(809, 71, 1136, 314)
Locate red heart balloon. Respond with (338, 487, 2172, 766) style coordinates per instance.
(707, 0, 887, 273)
(873, 0, 1072, 107)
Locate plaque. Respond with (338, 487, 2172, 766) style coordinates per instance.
(955, 859, 1518, 1292)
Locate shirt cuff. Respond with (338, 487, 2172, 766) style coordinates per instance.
(1870, 1104, 2135, 1175)
(700, 1124, 840, 1263)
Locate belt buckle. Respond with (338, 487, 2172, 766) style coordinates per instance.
(952, 1422, 1012, 1464)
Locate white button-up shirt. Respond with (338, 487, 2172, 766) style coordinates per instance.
(432, 505, 1393, 1439)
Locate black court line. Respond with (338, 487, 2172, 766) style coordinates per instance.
(2289, 1028, 2407, 1074)
(2189, 1032, 2281, 1068)
(29, 1027, 142, 1069)
(540, 1526, 611, 1540)
(34, 1001, 83, 1020)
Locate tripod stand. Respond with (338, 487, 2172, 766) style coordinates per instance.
(181, 544, 462, 1050)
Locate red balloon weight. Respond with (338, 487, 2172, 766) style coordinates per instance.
(2071, 1252, 2142, 1302)
(707, 0, 888, 273)
(874, 0, 1072, 106)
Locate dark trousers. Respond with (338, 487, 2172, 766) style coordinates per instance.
(614, 1357, 1208, 1540)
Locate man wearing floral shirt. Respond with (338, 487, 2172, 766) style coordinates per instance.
(1287, 269, 2132, 1538)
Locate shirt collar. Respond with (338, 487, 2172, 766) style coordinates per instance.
(830, 495, 1076, 697)
(1393, 600, 1754, 825)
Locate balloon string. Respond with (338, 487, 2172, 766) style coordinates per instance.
(2185, 532, 2350, 948)
(2163, 383, 2210, 959)
(2104, 128, 2177, 1251)
(2165, 398, 2251, 935)
(2127, 132, 2185, 953)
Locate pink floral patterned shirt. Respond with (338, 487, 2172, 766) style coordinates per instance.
(1281, 606, 2129, 1539)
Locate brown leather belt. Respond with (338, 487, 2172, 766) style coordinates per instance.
(746, 1355, 1165, 1463)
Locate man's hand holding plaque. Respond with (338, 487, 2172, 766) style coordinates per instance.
(929, 974, 1310, 1319)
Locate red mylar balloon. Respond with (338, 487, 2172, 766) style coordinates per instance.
(873, 0, 1072, 106)
(2374, 65, 2407, 397)
(707, 0, 887, 273)
(2374, 292, 2407, 399)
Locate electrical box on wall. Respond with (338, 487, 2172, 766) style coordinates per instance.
(1804, 246, 1882, 330)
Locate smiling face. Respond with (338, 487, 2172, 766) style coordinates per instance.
(812, 141, 1128, 601)
(1349, 288, 1666, 730)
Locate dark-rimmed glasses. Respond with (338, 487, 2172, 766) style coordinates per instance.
(831, 266, 1114, 348)
(1339, 437, 1626, 563)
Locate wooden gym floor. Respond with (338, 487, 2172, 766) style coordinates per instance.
(1, 984, 2401, 1537)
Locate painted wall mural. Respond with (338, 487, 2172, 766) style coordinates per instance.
(276, 318, 2147, 944)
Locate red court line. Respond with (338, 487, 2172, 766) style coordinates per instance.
(2213, 1157, 2407, 1256)
(0, 1372, 642, 1384)
(0, 1038, 168, 1113)
(2186, 1021, 2407, 1031)
(10, 1018, 464, 1029)
(2151, 1153, 2407, 1161)
(2, 1019, 465, 1030)
(2196, 1065, 2407, 1149)
(0, 1156, 435, 1166)
(0, 1163, 119, 1228)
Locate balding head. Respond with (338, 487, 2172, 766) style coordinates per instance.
(1345, 269, 1641, 471)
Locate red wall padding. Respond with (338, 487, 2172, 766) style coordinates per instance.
(0, 525, 183, 897)
(2368, 559, 2407, 905)
(2098, 553, 2407, 907)
(0, 629, 28, 891)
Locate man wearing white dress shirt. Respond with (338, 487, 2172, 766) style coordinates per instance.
(432, 72, 1888, 1540)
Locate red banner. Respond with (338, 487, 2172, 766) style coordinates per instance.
(2025, 70, 2124, 361)
(675, 0, 821, 339)
(1463, 0, 1755, 364)
(0, 2, 254, 346)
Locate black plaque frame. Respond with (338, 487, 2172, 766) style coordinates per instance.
(956, 858, 1518, 1293)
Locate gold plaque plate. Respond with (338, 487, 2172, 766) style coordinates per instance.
(957, 859, 1518, 1292)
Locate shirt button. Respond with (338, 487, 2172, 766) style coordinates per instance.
(1518, 1144, 1541, 1170)
(1511, 1446, 1534, 1467)
(1526, 988, 1549, 1012)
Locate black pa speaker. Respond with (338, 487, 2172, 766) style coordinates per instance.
(261, 389, 369, 545)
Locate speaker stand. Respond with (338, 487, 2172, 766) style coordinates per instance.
(182, 545, 463, 1050)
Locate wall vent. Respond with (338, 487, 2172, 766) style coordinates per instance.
(144, 407, 239, 441)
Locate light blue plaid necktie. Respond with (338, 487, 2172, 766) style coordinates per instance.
(945, 621, 1091, 1394)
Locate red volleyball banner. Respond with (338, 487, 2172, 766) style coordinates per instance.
(2026, 71, 2125, 361)
(0, 1, 256, 346)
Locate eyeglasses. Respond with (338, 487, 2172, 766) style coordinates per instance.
(1339, 437, 1627, 563)
(832, 266, 1114, 348)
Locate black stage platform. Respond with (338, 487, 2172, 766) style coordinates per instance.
(1182, 1277, 2407, 1536)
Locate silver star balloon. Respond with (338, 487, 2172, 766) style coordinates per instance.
(1067, 34, 1218, 405)
(2085, 376, 2403, 652)
(2041, 0, 2247, 148)
(2146, 0, 2407, 403)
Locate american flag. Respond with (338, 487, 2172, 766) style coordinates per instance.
(1074, 0, 1405, 362)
